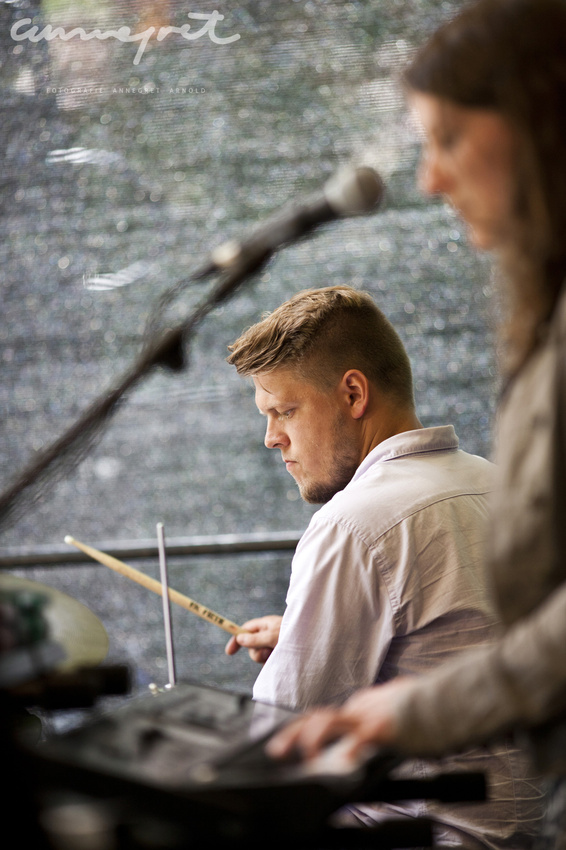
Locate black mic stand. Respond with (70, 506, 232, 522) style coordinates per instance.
(0, 223, 297, 531)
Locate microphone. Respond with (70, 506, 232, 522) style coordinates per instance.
(195, 166, 385, 277)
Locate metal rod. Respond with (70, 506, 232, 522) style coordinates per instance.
(0, 531, 301, 568)
(157, 522, 176, 686)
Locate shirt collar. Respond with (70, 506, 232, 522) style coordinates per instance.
(352, 425, 459, 482)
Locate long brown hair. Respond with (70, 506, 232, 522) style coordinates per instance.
(405, 0, 566, 375)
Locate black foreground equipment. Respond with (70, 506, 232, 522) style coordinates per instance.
(15, 680, 487, 849)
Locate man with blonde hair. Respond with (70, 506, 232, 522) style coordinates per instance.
(225, 285, 542, 849)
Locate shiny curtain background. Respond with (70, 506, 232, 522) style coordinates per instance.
(0, 0, 495, 700)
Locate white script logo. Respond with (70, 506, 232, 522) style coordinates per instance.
(11, 10, 241, 66)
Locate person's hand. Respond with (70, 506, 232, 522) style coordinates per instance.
(224, 614, 283, 664)
(266, 678, 411, 761)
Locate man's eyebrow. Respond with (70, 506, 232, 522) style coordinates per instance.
(257, 402, 279, 415)
(256, 399, 294, 416)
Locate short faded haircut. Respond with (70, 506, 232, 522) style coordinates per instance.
(227, 285, 414, 406)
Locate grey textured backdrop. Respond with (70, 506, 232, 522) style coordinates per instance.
(0, 0, 497, 706)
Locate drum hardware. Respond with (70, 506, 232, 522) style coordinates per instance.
(157, 522, 176, 688)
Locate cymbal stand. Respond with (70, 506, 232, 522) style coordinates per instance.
(157, 522, 176, 687)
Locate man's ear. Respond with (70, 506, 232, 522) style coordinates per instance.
(340, 370, 370, 420)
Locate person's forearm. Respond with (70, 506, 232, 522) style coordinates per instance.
(393, 580, 566, 755)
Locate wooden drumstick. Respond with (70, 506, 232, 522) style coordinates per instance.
(64, 535, 247, 636)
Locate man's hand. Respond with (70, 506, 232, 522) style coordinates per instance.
(265, 678, 410, 761)
(224, 614, 283, 664)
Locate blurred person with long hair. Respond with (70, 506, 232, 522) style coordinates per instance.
(269, 2, 566, 847)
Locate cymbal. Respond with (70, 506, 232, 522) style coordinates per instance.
(0, 573, 109, 671)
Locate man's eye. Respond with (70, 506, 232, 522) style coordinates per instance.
(279, 409, 294, 420)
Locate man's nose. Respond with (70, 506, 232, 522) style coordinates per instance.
(264, 421, 289, 449)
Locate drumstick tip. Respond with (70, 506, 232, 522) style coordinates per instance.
(64, 535, 75, 545)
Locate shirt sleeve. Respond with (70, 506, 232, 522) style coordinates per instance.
(252, 514, 395, 711)
(391, 577, 566, 756)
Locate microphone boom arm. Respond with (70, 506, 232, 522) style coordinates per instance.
(0, 168, 384, 530)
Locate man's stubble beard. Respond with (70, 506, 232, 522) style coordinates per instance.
(298, 414, 360, 505)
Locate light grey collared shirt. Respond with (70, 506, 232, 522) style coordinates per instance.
(253, 425, 543, 850)
(254, 425, 495, 710)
